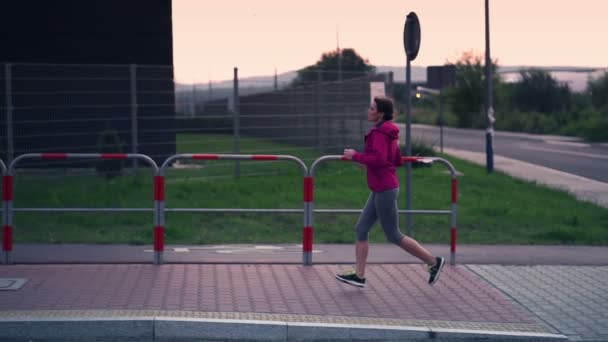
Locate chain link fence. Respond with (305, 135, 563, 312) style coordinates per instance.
(1, 63, 429, 246)
(1, 63, 397, 173)
(0, 63, 175, 168)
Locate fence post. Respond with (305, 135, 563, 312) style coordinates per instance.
(359, 118, 364, 150)
(191, 82, 196, 117)
(233, 67, 240, 177)
(130, 64, 139, 173)
(340, 73, 346, 147)
(387, 71, 394, 100)
(316, 70, 322, 149)
(439, 89, 444, 153)
(4, 63, 14, 165)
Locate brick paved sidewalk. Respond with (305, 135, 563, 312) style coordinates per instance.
(0, 264, 565, 341)
(469, 265, 608, 342)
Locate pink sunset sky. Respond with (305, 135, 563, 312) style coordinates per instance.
(172, 0, 608, 83)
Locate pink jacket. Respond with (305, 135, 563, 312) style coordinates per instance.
(352, 121, 403, 192)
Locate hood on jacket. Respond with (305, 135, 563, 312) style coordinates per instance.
(372, 121, 399, 141)
(370, 120, 403, 167)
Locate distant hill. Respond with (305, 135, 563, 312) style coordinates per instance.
(176, 65, 605, 99)
(497, 66, 605, 92)
(175, 66, 426, 102)
(175, 71, 298, 93)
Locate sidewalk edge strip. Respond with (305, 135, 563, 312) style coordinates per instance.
(0, 312, 566, 341)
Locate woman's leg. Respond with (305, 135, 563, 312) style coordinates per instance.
(375, 189, 436, 266)
(355, 240, 369, 277)
(398, 236, 436, 265)
(354, 193, 377, 278)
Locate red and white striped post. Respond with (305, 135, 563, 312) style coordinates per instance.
(307, 155, 355, 265)
(2, 159, 13, 264)
(154, 174, 165, 265)
(303, 175, 314, 265)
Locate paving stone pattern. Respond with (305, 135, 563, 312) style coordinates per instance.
(0, 264, 534, 325)
(468, 265, 608, 341)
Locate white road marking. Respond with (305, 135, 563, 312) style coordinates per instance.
(144, 245, 323, 253)
(521, 145, 608, 160)
(254, 246, 283, 250)
(544, 140, 590, 148)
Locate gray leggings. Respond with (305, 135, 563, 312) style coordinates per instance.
(356, 188, 405, 244)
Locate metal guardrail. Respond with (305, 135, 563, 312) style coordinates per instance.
(1, 153, 459, 266)
(158, 154, 308, 265)
(309, 155, 459, 265)
(2, 153, 159, 265)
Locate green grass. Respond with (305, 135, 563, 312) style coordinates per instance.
(8, 134, 608, 245)
(395, 108, 460, 127)
(173, 133, 320, 177)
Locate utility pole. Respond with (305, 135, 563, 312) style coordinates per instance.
(485, 0, 495, 172)
(191, 80, 196, 117)
(336, 25, 342, 82)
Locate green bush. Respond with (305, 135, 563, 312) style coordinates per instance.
(408, 139, 436, 168)
(492, 106, 607, 142)
(526, 112, 558, 134)
(403, 108, 459, 127)
(582, 116, 608, 142)
(495, 111, 526, 132)
(95, 129, 124, 179)
(558, 107, 600, 137)
(495, 111, 558, 134)
(410, 139, 436, 157)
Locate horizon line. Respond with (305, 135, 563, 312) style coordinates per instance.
(177, 64, 606, 85)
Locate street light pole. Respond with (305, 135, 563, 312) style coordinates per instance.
(485, 0, 495, 173)
(438, 89, 444, 153)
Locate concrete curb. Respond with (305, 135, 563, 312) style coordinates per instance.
(0, 316, 568, 341)
(0, 317, 154, 340)
(440, 147, 608, 208)
(410, 123, 586, 143)
(155, 317, 287, 340)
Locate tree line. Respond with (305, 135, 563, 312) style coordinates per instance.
(294, 49, 608, 142)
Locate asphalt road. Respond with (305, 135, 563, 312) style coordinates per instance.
(403, 124, 608, 183)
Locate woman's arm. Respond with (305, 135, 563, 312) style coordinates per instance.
(350, 134, 389, 168)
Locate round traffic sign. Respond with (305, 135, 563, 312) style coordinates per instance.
(403, 12, 421, 61)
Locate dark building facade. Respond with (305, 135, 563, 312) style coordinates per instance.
(0, 0, 176, 165)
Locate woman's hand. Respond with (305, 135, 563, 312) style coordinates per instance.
(343, 149, 356, 160)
